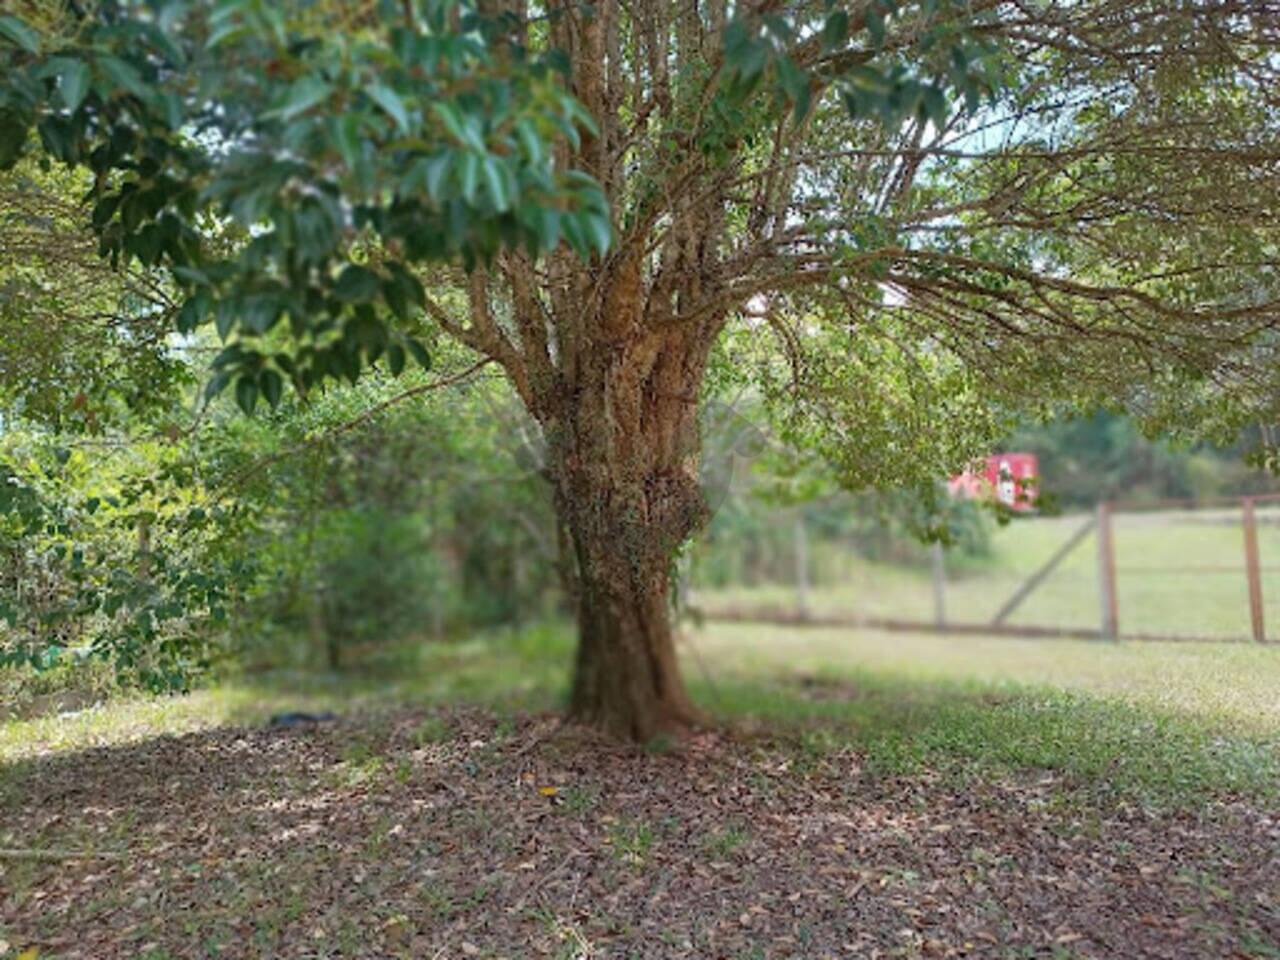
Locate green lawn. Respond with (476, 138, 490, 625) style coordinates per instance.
(5, 622, 1279, 960)
(689, 621, 1280, 734)
(693, 506, 1280, 640)
(5, 620, 1279, 810)
(0, 625, 572, 768)
(687, 622, 1280, 808)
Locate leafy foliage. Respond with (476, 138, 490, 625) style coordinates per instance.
(3, 0, 1280, 733)
(0, 161, 187, 429)
(0, 0, 611, 408)
(0, 431, 255, 690)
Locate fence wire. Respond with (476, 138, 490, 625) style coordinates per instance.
(690, 500, 1280, 643)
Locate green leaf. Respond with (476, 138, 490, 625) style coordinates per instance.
(172, 265, 210, 287)
(176, 291, 210, 334)
(279, 75, 332, 121)
(367, 82, 409, 132)
(514, 119, 544, 166)
(921, 85, 949, 125)
(561, 211, 586, 254)
(235, 376, 258, 415)
(432, 101, 485, 152)
(383, 275, 409, 319)
(582, 212, 613, 255)
(722, 18, 753, 65)
(334, 264, 379, 303)
(775, 56, 810, 118)
(762, 14, 794, 43)
(458, 152, 480, 205)
(386, 342, 406, 375)
(37, 118, 76, 162)
(823, 10, 849, 51)
(49, 57, 91, 112)
(97, 56, 148, 100)
(243, 294, 280, 333)
(406, 338, 432, 370)
(350, 311, 387, 356)
(526, 207, 560, 253)
(330, 112, 363, 169)
(204, 371, 231, 402)
(386, 261, 426, 308)
(0, 111, 27, 168)
(481, 156, 511, 211)
(259, 368, 284, 408)
(420, 153, 452, 201)
(156, 90, 184, 130)
(215, 300, 236, 339)
(207, 6, 252, 51)
(867, 10, 886, 48)
(0, 15, 40, 54)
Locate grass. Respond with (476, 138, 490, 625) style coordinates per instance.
(702, 823, 750, 858)
(2, 618, 1278, 809)
(6, 601, 1279, 958)
(606, 817, 657, 865)
(705, 670, 1279, 808)
(690, 621, 1280, 734)
(693, 505, 1280, 640)
(686, 620, 1280, 807)
(0, 623, 570, 766)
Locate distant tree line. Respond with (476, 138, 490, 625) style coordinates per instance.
(1008, 414, 1280, 511)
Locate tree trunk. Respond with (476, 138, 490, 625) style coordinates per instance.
(547, 331, 712, 741)
(490, 225, 725, 740)
(564, 510, 702, 741)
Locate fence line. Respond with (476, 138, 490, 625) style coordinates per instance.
(991, 515, 1094, 626)
(695, 496, 1280, 645)
(699, 608, 1250, 645)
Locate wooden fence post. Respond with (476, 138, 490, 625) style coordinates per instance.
(1243, 497, 1265, 643)
(930, 541, 946, 628)
(794, 512, 810, 620)
(1096, 501, 1118, 639)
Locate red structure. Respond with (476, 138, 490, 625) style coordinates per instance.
(949, 453, 1039, 512)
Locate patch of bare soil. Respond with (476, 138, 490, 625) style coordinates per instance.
(1, 709, 1276, 959)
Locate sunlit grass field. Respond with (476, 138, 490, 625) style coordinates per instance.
(689, 622, 1280, 735)
(692, 506, 1280, 640)
(5, 618, 1279, 809)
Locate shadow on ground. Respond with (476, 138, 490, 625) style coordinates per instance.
(2, 706, 1278, 959)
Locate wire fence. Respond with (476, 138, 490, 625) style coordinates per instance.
(690, 495, 1280, 643)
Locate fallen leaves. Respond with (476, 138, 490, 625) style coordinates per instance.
(1, 707, 1277, 958)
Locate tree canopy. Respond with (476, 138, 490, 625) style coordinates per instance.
(3, 0, 1279, 738)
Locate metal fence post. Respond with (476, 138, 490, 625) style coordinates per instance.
(1243, 497, 1266, 642)
(1096, 501, 1118, 639)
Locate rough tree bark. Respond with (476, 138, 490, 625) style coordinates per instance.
(441, 248, 723, 737)
(544, 275, 716, 738)
(562, 501, 703, 740)
(440, 0, 737, 739)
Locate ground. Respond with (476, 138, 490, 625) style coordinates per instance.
(2, 624, 1279, 959)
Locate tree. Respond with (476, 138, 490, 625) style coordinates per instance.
(1007, 412, 1280, 510)
(0, 160, 186, 429)
(2, 0, 1279, 739)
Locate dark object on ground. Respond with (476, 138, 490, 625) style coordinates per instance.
(267, 711, 337, 728)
